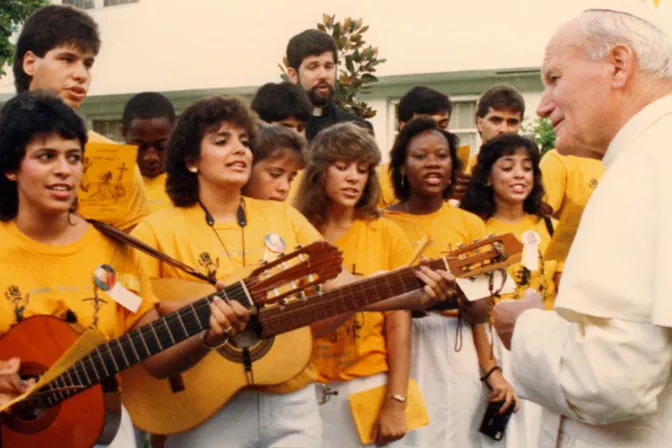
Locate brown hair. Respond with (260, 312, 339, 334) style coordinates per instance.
(295, 122, 381, 229)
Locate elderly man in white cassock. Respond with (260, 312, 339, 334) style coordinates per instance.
(460, 1, 672, 447)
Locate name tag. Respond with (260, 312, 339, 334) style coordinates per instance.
(94, 265, 143, 313)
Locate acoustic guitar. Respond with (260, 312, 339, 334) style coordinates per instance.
(121, 233, 523, 435)
(0, 241, 342, 448)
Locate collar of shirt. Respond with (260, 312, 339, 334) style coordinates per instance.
(604, 93, 672, 169)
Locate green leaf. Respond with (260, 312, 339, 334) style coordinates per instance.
(345, 56, 355, 73)
(361, 73, 377, 83)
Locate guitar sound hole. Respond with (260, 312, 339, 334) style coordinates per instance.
(14, 373, 47, 422)
(216, 316, 274, 362)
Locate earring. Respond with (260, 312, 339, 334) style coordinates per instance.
(6, 174, 16, 181)
(188, 166, 198, 174)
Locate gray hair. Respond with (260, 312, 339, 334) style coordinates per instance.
(579, 10, 672, 80)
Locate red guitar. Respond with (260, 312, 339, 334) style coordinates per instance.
(0, 241, 343, 448)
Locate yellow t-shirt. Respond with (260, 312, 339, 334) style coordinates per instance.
(131, 198, 323, 394)
(79, 131, 150, 232)
(484, 215, 560, 310)
(0, 221, 157, 339)
(143, 173, 171, 213)
(385, 203, 486, 317)
(465, 154, 478, 174)
(377, 162, 397, 208)
(313, 218, 413, 382)
(540, 149, 605, 219)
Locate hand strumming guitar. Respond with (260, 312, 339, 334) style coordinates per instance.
(207, 282, 252, 346)
(0, 357, 35, 410)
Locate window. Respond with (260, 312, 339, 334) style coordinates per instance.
(92, 120, 123, 143)
(63, 0, 138, 8)
(386, 95, 480, 154)
(449, 98, 480, 155)
(104, 0, 139, 6)
(62, 0, 95, 9)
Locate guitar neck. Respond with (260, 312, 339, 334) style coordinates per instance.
(259, 258, 447, 337)
(39, 280, 250, 407)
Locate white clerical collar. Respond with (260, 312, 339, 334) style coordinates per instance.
(312, 107, 323, 117)
(604, 93, 672, 168)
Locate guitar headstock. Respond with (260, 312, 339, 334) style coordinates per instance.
(246, 241, 343, 306)
(443, 233, 523, 278)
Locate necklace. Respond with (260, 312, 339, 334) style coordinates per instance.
(198, 199, 247, 267)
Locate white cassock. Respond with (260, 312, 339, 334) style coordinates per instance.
(509, 94, 672, 448)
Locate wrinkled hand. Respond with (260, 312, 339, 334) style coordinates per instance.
(0, 357, 35, 411)
(371, 398, 407, 446)
(206, 281, 252, 346)
(493, 289, 544, 350)
(486, 370, 520, 414)
(457, 294, 493, 325)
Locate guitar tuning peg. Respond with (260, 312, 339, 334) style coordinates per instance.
(278, 298, 288, 309)
(296, 291, 307, 301)
(487, 233, 497, 239)
(315, 284, 323, 295)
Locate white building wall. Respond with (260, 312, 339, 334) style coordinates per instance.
(1, 0, 589, 96)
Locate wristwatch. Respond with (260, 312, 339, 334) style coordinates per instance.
(388, 393, 407, 403)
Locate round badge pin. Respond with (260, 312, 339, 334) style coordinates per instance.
(522, 230, 541, 246)
(264, 233, 286, 254)
(93, 264, 117, 291)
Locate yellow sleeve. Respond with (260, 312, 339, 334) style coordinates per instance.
(377, 162, 397, 208)
(466, 154, 479, 174)
(129, 219, 163, 279)
(539, 150, 568, 217)
(287, 204, 323, 245)
(466, 211, 487, 242)
(116, 165, 151, 232)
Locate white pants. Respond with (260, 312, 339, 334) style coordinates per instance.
(317, 372, 412, 448)
(165, 384, 322, 448)
(96, 405, 137, 448)
(404, 314, 482, 447)
(480, 328, 543, 448)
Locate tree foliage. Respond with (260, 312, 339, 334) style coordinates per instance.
(281, 14, 386, 119)
(521, 116, 556, 157)
(0, 0, 47, 78)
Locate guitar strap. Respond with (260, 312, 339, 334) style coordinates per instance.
(87, 219, 215, 285)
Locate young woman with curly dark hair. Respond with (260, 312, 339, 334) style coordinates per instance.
(461, 133, 562, 448)
(130, 97, 455, 448)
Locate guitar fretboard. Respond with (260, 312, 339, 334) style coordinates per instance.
(37, 280, 251, 407)
(259, 258, 449, 337)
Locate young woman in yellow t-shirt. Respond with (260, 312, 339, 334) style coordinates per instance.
(0, 92, 249, 447)
(131, 97, 454, 448)
(384, 117, 516, 447)
(294, 122, 413, 447)
(460, 133, 560, 448)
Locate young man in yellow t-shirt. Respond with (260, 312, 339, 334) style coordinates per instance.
(13, 4, 149, 232)
(377, 86, 453, 208)
(121, 92, 176, 213)
(539, 149, 605, 219)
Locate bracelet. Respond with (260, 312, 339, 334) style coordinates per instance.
(480, 366, 502, 383)
(200, 330, 229, 350)
(388, 394, 407, 403)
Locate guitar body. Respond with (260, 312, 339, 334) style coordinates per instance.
(121, 327, 312, 435)
(0, 316, 120, 448)
(120, 277, 314, 435)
